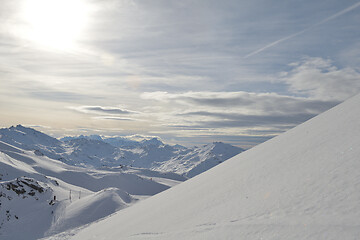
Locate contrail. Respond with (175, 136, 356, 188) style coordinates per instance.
(244, 2, 360, 58)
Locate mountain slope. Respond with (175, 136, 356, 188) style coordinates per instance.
(0, 125, 65, 161)
(152, 142, 243, 178)
(70, 94, 360, 240)
(0, 126, 243, 177)
(0, 176, 56, 240)
(0, 141, 184, 240)
(0, 125, 61, 149)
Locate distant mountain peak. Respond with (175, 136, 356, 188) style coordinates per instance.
(0, 125, 62, 158)
(5, 125, 45, 137)
(140, 137, 164, 146)
(60, 134, 103, 142)
(209, 141, 244, 152)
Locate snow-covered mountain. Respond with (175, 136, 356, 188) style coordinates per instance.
(0, 124, 242, 239)
(60, 135, 140, 148)
(151, 142, 243, 178)
(0, 125, 65, 161)
(62, 93, 360, 240)
(0, 140, 185, 240)
(0, 126, 243, 177)
(60, 134, 243, 177)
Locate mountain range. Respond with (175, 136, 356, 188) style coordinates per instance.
(0, 125, 243, 178)
(0, 124, 243, 239)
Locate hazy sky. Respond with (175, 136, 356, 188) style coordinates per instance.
(1, 0, 360, 148)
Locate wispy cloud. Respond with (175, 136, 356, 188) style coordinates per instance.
(29, 90, 89, 102)
(244, 1, 360, 58)
(93, 116, 135, 121)
(23, 124, 52, 129)
(139, 89, 340, 147)
(141, 91, 338, 114)
(178, 111, 317, 126)
(69, 106, 139, 115)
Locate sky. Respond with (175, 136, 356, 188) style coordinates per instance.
(0, 0, 360, 148)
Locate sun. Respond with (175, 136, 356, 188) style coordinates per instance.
(20, 0, 91, 50)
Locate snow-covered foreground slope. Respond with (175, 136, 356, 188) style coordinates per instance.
(0, 141, 185, 240)
(68, 94, 360, 240)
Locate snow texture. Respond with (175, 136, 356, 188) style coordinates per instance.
(0, 126, 243, 178)
(0, 140, 184, 239)
(69, 93, 360, 239)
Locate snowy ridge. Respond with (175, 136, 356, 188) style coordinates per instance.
(0, 140, 185, 240)
(0, 125, 64, 161)
(0, 126, 243, 177)
(47, 187, 135, 235)
(68, 93, 360, 239)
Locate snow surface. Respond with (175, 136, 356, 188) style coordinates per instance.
(68, 94, 360, 239)
(0, 126, 243, 177)
(0, 141, 185, 240)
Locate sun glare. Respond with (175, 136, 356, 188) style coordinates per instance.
(20, 0, 90, 50)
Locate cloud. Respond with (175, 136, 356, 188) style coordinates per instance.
(167, 111, 316, 138)
(142, 91, 254, 106)
(281, 57, 360, 101)
(23, 124, 52, 129)
(69, 106, 138, 115)
(92, 116, 135, 121)
(177, 111, 316, 127)
(244, 1, 360, 58)
(29, 90, 89, 101)
(141, 91, 339, 114)
(139, 58, 358, 146)
(140, 89, 340, 147)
